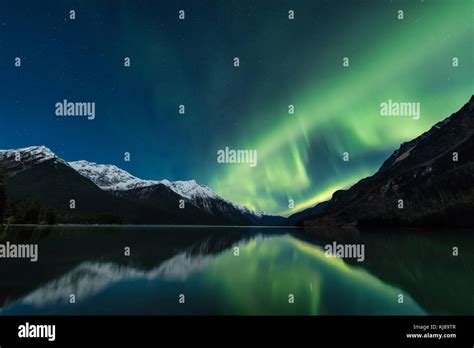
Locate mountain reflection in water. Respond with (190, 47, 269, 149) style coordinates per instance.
(0, 226, 472, 315)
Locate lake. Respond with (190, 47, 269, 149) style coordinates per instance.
(0, 225, 472, 315)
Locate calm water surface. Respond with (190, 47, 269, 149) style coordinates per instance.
(0, 226, 472, 315)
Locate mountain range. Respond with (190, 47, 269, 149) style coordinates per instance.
(0, 146, 282, 225)
(1, 95, 473, 227)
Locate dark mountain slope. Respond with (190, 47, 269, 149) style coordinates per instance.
(3, 160, 245, 224)
(0, 147, 279, 225)
(5, 159, 142, 223)
(114, 184, 239, 225)
(293, 95, 474, 228)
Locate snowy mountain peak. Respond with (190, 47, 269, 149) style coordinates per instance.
(0, 146, 279, 222)
(69, 160, 160, 191)
(69, 160, 218, 200)
(0, 145, 58, 162)
(67, 160, 269, 218)
(0, 145, 62, 176)
(160, 179, 217, 200)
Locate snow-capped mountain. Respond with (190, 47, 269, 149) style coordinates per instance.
(160, 179, 217, 200)
(0, 145, 57, 161)
(160, 179, 266, 218)
(0, 145, 60, 165)
(0, 146, 282, 224)
(68, 160, 272, 219)
(0, 145, 65, 176)
(69, 160, 217, 200)
(69, 160, 161, 191)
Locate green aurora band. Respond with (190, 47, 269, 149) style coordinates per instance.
(210, 0, 474, 215)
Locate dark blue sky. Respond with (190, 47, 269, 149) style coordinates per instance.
(0, 0, 341, 182)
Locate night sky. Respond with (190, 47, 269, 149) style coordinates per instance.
(0, 0, 472, 215)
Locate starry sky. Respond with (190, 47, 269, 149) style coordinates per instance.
(0, 0, 472, 215)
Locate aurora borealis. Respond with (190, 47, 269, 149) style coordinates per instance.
(0, 0, 472, 215)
